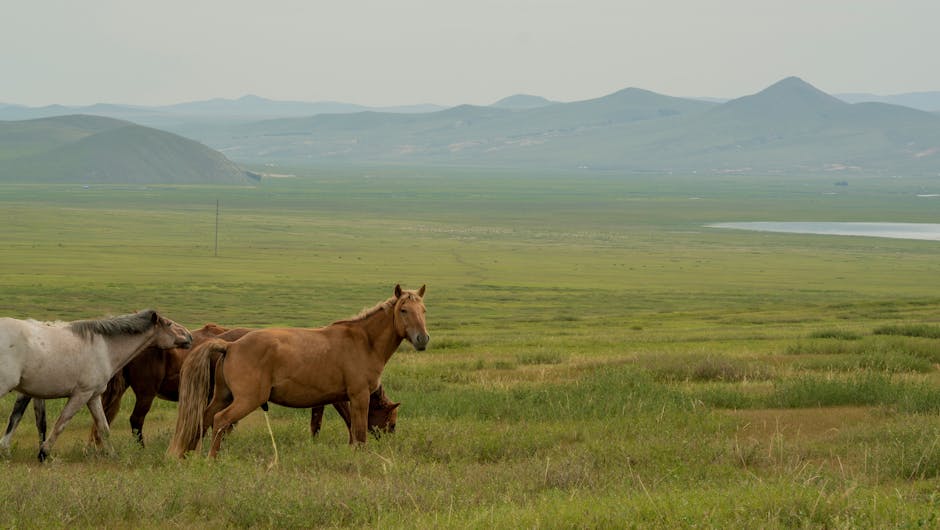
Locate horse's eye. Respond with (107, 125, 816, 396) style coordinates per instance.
(400, 309, 407, 314)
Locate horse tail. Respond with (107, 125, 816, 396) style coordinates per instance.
(102, 370, 128, 420)
(168, 339, 228, 458)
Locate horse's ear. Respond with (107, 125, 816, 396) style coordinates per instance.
(149, 310, 160, 323)
(417, 284, 426, 298)
(394, 284, 402, 298)
(387, 402, 401, 411)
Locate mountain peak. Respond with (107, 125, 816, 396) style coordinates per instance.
(717, 77, 847, 119)
(491, 94, 555, 110)
(750, 76, 845, 106)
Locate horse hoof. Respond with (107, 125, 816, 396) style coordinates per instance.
(37, 449, 48, 463)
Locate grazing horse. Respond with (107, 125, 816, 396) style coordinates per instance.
(4, 323, 400, 449)
(169, 284, 427, 458)
(310, 384, 400, 439)
(0, 310, 192, 461)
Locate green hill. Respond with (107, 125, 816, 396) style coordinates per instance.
(0, 115, 257, 184)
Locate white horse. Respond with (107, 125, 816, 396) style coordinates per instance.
(0, 309, 192, 461)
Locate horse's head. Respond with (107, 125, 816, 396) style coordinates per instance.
(149, 312, 193, 350)
(191, 322, 229, 343)
(393, 284, 429, 351)
(369, 400, 401, 437)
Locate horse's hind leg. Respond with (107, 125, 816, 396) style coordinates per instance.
(33, 398, 47, 443)
(208, 398, 259, 458)
(128, 393, 156, 447)
(201, 379, 232, 446)
(38, 391, 94, 462)
(0, 393, 33, 451)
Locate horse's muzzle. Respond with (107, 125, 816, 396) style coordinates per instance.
(412, 333, 430, 351)
(177, 333, 194, 349)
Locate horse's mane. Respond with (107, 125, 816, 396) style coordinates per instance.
(69, 309, 157, 340)
(332, 296, 397, 325)
(331, 290, 423, 325)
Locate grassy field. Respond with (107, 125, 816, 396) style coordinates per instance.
(3, 168, 940, 528)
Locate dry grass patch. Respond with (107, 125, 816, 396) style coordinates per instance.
(727, 406, 877, 442)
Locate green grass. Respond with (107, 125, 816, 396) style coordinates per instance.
(3, 169, 940, 527)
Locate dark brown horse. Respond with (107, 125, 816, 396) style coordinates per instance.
(169, 284, 427, 458)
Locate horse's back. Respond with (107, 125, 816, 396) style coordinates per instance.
(222, 327, 361, 406)
(1, 318, 105, 397)
(230, 326, 357, 364)
(0, 318, 82, 362)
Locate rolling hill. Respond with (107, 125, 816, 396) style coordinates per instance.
(197, 77, 940, 175)
(0, 115, 257, 184)
(836, 91, 940, 112)
(203, 87, 717, 165)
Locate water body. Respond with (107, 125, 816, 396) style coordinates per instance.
(707, 222, 940, 241)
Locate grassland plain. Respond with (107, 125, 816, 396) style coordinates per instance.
(2, 168, 940, 528)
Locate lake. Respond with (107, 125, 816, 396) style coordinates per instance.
(706, 222, 940, 241)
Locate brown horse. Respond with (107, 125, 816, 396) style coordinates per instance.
(94, 323, 232, 445)
(169, 284, 427, 458)
(98, 323, 400, 444)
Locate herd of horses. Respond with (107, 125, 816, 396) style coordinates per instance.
(0, 284, 429, 462)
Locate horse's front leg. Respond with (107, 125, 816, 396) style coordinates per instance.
(0, 393, 33, 451)
(329, 401, 354, 442)
(39, 391, 94, 462)
(348, 390, 370, 445)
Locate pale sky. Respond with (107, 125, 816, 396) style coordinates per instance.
(2, 0, 938, 107)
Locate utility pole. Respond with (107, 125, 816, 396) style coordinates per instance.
(214, 199, 220, 257)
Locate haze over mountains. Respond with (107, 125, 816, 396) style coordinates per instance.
(2, 77, 940, 182)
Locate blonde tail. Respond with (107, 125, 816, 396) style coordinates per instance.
(167, 339, 227, 458)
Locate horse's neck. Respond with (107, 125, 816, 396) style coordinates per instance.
(100, 331, 155, 374)
(355, 308, 403, 364)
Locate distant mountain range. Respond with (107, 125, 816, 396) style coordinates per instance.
(834, 91, 940, 112)
(170, 77, 940, 175)
(3, 78, 940, 178)
(0, 96, 444, 126)
(0, 115, 256, 184)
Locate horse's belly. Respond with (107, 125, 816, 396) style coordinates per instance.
(268, 383, 346, 408)
(17, 351, 107, 397)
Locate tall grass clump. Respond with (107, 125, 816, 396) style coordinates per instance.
(874, 323, 940, 339)
(641, 353, 774, 383)
(793, 353, 934, 374)
(808, 328, 863, 340)
(785, 335, 940, 363)
(769, 373, 914, 408)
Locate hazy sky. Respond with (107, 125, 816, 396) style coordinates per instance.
(3, 0, 938, 107)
